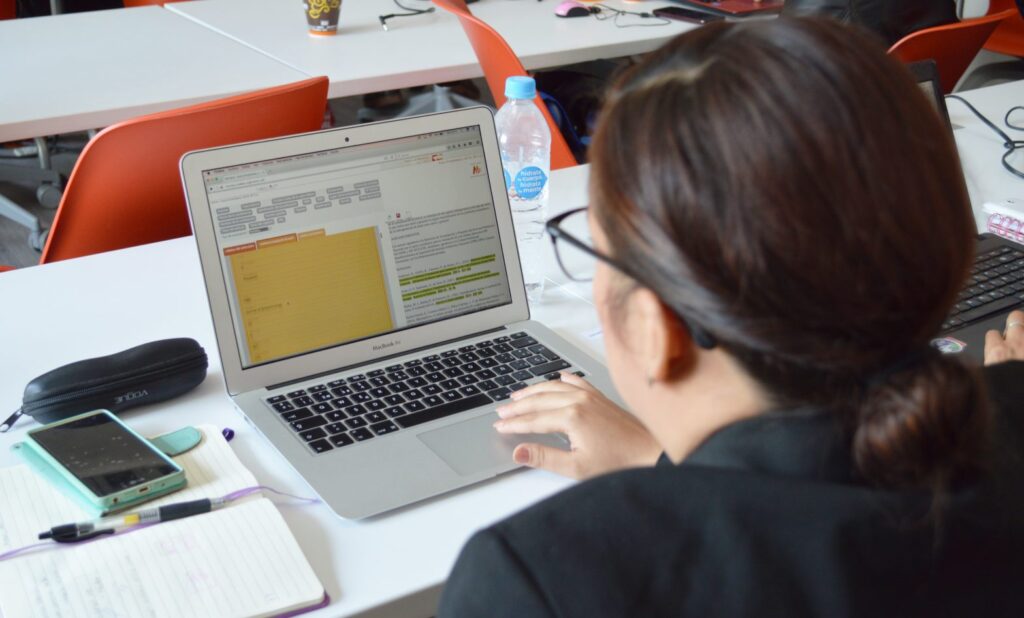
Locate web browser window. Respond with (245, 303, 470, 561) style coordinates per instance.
(201, 126, 513, 368)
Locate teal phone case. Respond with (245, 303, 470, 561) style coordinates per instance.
(11, 412, 199, 516)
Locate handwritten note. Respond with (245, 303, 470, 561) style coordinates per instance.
(0, 500, 323, 618)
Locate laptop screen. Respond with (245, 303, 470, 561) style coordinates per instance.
(200, 125, 513, 369)
(907, 59, 954, 133)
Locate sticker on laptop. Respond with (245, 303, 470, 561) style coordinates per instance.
(931, 337, 967, 354)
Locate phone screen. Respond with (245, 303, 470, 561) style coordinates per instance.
(31, 413, 178, 497)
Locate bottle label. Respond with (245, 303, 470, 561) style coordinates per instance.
(513, 166, 547, 200)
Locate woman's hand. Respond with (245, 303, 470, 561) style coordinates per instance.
(492, 372, 662, 480)
(985, 310, 1024, 365)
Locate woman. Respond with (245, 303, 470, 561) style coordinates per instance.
(439, 17, 1024, 617)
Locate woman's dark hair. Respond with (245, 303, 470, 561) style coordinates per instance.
(590, 17, 989, 490)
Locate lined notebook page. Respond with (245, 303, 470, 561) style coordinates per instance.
(0, 499, 324, 618)
(0, 425, 257, 553)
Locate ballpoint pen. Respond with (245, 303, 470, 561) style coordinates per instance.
(38, 496, 229, 543)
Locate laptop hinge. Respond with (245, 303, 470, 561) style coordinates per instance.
(265, 325, 508, 392)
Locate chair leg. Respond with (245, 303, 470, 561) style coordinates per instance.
(0, 192, 46, 251)
(447, 91, 487, 110)
(358, 85, 486, 120)
(0, 136, 65, 208)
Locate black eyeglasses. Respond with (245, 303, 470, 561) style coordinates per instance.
(544, 207, 718, 349)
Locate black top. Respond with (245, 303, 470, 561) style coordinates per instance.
(439, 362, 1024, 617)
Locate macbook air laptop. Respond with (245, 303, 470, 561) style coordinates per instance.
(180, 107, 618, 519)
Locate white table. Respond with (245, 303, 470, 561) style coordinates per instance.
(949, 80, 1024, 230)
(0, 6, 309, 143)
(0, 164, 593, 618)
(166, 0, 698, 99)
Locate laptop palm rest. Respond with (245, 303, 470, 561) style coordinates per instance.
(418, 412, 568, 476)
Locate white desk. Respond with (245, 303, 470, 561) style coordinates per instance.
(0, 6, 308, 143)
(166, 0, 697, 99)
(950, 80, 1024, 230)
(0, 164, 593, 618)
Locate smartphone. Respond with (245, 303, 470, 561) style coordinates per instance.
(23, 410, 186, 514)
(652, 6, 724, 23)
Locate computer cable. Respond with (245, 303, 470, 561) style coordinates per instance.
(593, 3, 670, 27)
(946, 95, 1024, 181)
(379, 0, 435, 31)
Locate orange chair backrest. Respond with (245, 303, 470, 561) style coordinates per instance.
(432, 0, 577, 170)
(41, 76, 329, 264)
(889, 10, 1017, 94)
(985, 0, 1024, 57)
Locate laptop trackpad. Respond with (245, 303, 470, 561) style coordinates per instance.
(418, 412, 567, 476)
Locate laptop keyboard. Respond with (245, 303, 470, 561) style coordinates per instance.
(943, 245, 1024, 332)
(264, 331, 585, 455)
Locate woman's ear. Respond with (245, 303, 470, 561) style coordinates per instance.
(633, 288, 697, 382)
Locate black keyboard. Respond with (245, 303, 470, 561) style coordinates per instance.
(943, 244, 1024, 333)
(264, 331, 585, 455)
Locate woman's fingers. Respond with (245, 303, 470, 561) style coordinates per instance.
(512, 443, 577, 478)
(985, 310, 1024, 365)
(494, 409, 571, 436)
(556, 371, 599, 392)
(509, 378, 581, 400)
(986, 329, 1009, 365)
(498, 380, 594, 418)
(1005, 310, 1024, 341)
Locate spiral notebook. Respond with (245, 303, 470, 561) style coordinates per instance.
(0, 426, 328, 618)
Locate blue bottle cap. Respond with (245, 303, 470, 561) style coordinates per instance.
(504, 76, 536, 100)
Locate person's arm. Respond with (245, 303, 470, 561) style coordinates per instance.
(438, 528, 555, 618)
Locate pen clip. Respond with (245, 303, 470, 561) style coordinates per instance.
(0, 408, 22, 433)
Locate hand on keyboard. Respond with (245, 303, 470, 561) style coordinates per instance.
(985, 310, 1024, 365)
(492, 372, 662, 480)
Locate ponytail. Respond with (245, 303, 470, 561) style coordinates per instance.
(853, 354, 990, 489)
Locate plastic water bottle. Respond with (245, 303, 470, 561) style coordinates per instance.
(495, 76, 551, 302)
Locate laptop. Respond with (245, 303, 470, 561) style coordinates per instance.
(906, 60, 1023, 359)
(908, 59, 957, 132)
(180, 107, 618, 519)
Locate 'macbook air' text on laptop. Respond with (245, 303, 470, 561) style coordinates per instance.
(180, 107, 618, 519)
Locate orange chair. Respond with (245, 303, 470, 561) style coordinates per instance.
(985, 0, 1024, 57)
(432, 0, 577, 170)
(888, 9, 1018, 94)
(40, 77, 328, 264)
